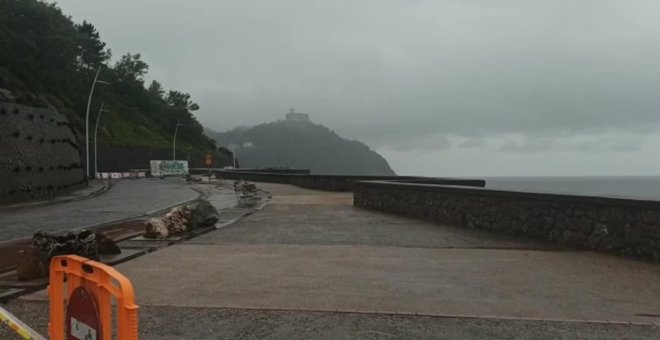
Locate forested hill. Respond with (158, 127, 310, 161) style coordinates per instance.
(207, 119, 396, 176)
(0, 0, 225, 160)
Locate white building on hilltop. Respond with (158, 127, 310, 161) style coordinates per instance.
(285, 108, 310, 122)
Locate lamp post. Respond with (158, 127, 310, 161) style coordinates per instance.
(173, 120, 183, 161)
(94, 102, 110, 178)
(232, 145, 238, 168)
(85, 65, 111, 179)
(227, 144, 238, 168)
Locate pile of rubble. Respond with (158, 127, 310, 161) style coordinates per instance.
(144, 199, 219, 239)
(233, 180, 258, 196)
(234, 180, 262, 207)
(15, 200, 221, 280)
(17, 230, 120, 281)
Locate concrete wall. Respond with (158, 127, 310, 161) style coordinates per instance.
(190, 168, 310, 176)
(216, 170, 485, 192)
(216, 170, 293, 185)
(353, 181, 660, 262)
(0, 101, 84, 204)
(230, 168, 311, 175)
(96, 145, 232, 174)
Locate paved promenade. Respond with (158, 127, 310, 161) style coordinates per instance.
(7, 183, 660, 339)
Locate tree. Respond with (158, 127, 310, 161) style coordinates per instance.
(114, 53, 148, 84)
(166, 90, 199, 111)
(0, 0, 80, 95)
(0, 0, 229, 165)
(147, 80, 164, 100)
(75, 21, 111, 70)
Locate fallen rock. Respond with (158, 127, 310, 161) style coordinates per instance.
(164, 207, 188, 234)
(144, 218, 169, 239)
(234, 180, 262, 207)
(185, 200, 220, 230)
(234, 180, 258, 197)
(143, 199, 219, 238)
(96, 233, 121, 255)
(32, 229, 99, 261)
(18, 230, 124, 280)
(16, 246, 48, 281)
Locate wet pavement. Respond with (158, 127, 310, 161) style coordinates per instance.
(0, 178, 199, 241)
(5, 301, 660, 340)
(114, 183, 660, 323)
(5, 182, 660, 339)
(115, 183, 660, 338)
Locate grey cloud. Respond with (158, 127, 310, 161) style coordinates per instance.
(54, 0, 660, 153)
(499, 135, 644, 153)
(457, 138, 484, 148)
(381, 134, 451, 152)
(568, 137, 644, 153)
(500, 138, 555, 153)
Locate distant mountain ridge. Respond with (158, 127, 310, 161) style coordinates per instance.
(207, 112, 395, 176)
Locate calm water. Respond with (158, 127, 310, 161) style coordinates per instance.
(484, 176, 660, 200)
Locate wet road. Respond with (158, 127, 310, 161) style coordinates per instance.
(0, 178, 199, 241)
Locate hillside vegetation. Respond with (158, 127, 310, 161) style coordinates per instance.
(207, 119, 396, 176)
(0, 0, 226, 159)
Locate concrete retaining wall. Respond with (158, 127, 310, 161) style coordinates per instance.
(217, 170, 292, 185)
(97, 145, 231, 174)
(229, 168, 311, 175)
(353, 181, 660, 262)
(216, 170, 485, 192)
(0, 101, 85, 204)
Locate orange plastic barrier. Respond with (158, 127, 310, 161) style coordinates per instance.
(48, 255, 139, 340)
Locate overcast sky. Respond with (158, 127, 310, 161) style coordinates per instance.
(54, 0, 660, 176)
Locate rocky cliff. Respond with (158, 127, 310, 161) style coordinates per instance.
(207, 118, 395, 176)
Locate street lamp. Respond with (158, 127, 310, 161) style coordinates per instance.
(85, 65, 111, 179)
(173, 119, 183, 161)
(228, 144, 239, 168)
(94, 102, 110, 178)
(232, 145, 238, 168)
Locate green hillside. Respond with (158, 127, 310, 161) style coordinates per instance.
(0, 0, 227, 160)
(207, 118, 396, 176)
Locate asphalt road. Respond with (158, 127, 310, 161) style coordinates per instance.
(0, 178, 199, 241)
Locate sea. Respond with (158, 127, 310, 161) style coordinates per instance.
(484, 176, 660, 201)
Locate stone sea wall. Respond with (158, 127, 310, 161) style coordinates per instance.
(354, 181, 660, 262)
(231, 168, 311, 175)
(0, 101, 84, 204)
(215, 170, 485, 192)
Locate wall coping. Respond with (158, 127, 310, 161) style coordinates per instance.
(217, 170, 417, 180)
(355, 180, 660, 209)
(216, 170, 485, 183)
